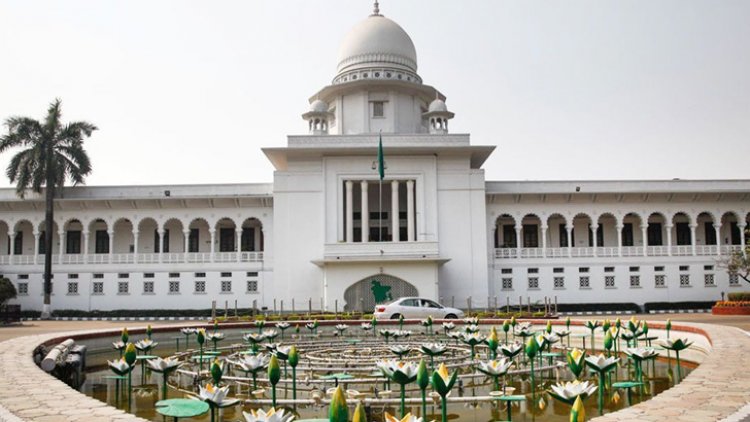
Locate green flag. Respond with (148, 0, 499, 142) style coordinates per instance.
(377, 134, 385, 180)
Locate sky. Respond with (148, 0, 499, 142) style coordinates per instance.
(0, 0, 749, 187)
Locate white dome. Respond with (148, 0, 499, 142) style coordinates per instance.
(310, 99, 328, 113)
(336, 15, 417, 75)
(428, 98, 448, 113)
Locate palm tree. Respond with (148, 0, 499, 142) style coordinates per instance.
(0, 99, 97, 318)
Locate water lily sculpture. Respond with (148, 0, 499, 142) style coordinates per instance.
(255, 319, 266, 334)
(419, 343, 447, 368)
(180, 327, 196, 351)
(548, 380, 597, 405)
(262, 329, 279, 342)
(566, 348, 586, 379)
(389, 345, 411, 358)
(584, 354, 620, 415)
(475, 358, 512, 391)
(447, 330, 462, 345)
(584, 320, 601, 351)
(514, 325, 534, 340)
(464, 316, 479, 325)
(334, 324, 348, 336)
(384, 412, 425, 422)
(275, 322, 291, 339)
(624, 347, 658, 387)
(305, 320, 318, 335)
(378, 360, 419, 416)
(392, 330, 412, 340)
(464, 324, 480, 334)
(135, 338, 158, 353)
(661, 338, 692, 382)
(205, 332, 225, 352)
(461, 332, 486, 359)
(112, 340, 126, 357)
(232, 353, 270, 390)
(199, 382, 239, 422)
(147, 357, 181, 399)
(500, 341, 524, 360)
(108, 357, 133, 377)
(243, 407, 295, 422)
(361, 322, 373, 334)
(380, 329, 395, 343)
(442, 321, 455, 335)
(431, 363, 458, 422)
(421, 315, 434, 335)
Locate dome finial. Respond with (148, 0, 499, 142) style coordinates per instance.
(372, 1, 381, 16)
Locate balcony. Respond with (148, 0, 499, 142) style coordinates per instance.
(0, 251, 264, 265)
(494, 245, 742, 259)
(321, 241, 442, 263)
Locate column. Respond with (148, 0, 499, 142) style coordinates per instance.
(236, 229, 242, 262)
(82, 231, 89, 262)
(566, 224, 573, 257)
(406, 180, 415, 242)
(209, 229, 216, 262)
(690, 224, 697, 256)
(8, 233, 14, 265)
(616, 224, 623, 257)
(345, 180, 354, 243)
(740, 223, 747, 257)
(541, 225, 548, 257)
(641, 225, 648, 257)
(132, 230, 139, 263)
(515, 224, 522, 257)
(58, 230, 65, 263)
(183, 230, 190, 260)
(664, 224, 672, 256)
(157, 229, 164, 263)
(33, 231, 40, 265)
(714, 223, 722, 256)
(391, 180, 400, 242)
(591, 223, 598, 257)
(361, 181, 369, 242)
(108, 230, 114, 261)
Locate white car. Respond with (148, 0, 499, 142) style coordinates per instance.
(373, 297, 464, 320)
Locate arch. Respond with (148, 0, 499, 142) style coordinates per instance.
(162, 218, 185, 253)
(215, 217, 237, 252)
(0, 220, 8, 255)
(494, 214, 517, 249)
(135, 217, 159, 254)
(520, 213, 542, 248)
(546, 213, 567, 248)
(670, 211, 692, 226)
(343, 273, 419, 312)
(696, 212, 717, 246)
(571, 213, 593, 248)
(137, 217, 159, 232)
(112, 218, 134, 254)
(671, 212, 692, 247)
(720, 211, 741, 246)
(187, 218, 210, 253)
(595, 212, 618, 247)
(239, 217, 264, 252)
(12, 220, 36, 256)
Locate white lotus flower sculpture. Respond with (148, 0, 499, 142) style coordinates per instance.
(134, 338, 157, 352)
(388, 345, 411, 357)
(243, 407, 295, 422)
(147, 357, 181, 373)
(548, 380, 598, 405)
(198, 383, 233, 405)
(384, 412, 424, 422)
(107, 358, 133, 376)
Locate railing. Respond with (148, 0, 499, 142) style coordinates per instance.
(672, 245, 693, 256)
(495, 243, 745, 259)
(324, 241, 440, 259)
(0, 251, 265, 265)
(647, 246, 669, 256)
(596, 247, 619, 257)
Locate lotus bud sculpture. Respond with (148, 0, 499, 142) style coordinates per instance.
(502, 319, 511, 343)
(525, 335, 541, 398)
(486, 326, 500, 359)
(268, 354, 281, 407)
(288, 346, 300, 400)
(146, 324, 153, 339)
(431, 363, 458, 422)
(196, 328, 206, 372)
(121, 327, 129, 344)
(352, 403, 367, 422)
(123, 342, 137, 408)
(416, 358, 429, 418)
(666, 319, 672, 339)
(329, 385, 348, 422)
(570, 395, 585, 422)
(255, 319, 266, 334)
(399, 314, 405, 330)
(566, 348, 586, 379)
(584, 320, 601, 351)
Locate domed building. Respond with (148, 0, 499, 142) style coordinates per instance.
(0, 4, 747, 316)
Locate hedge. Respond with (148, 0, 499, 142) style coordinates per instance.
(556, 302, 641, 313)
(643, 301, 715, 312)
(728, 292, 750, 301)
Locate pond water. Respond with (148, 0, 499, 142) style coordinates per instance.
(78, 326, 694, 421)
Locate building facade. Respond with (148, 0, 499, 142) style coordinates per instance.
(3, 6, 749, 313)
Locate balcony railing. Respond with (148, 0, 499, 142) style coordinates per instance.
(0, 251, 264, 265)
(494, 245, 743, 259)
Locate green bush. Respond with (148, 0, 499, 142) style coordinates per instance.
(0, 278, 17, 307)
(556, 302, 641, 313)
(728, 292, 750, 301)
(643, 301, 714, 312)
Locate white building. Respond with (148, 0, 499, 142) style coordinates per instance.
(3, 5, 749, 313)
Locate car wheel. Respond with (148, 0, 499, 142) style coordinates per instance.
(445, 313, 457, 319)
(390, 313, 401, 320)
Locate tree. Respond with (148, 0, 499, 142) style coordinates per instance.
(721, 247, 750, 285)
(0, 278, 17, 307)
(0, 99, 97, 318)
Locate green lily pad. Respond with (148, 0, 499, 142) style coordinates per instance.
(103, 375, 128, 380)
(155, 399, 209, 418)
(612, 381, 644, 389)
(136, 355, 159, 360)
(496, 395, 526, 402)
(319, 373, 354, 380)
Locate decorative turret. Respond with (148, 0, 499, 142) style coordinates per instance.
(423, 96, 454, 134)
(302, 99, 332, 135)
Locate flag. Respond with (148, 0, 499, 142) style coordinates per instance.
(377, 134, 385, 180)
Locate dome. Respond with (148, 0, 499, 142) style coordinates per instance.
(310, 99, 329, 113)
(428, 98, 448, 113)
(336, 14, 418, 76)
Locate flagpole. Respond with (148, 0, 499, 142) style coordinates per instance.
(379, 178, 382, 242)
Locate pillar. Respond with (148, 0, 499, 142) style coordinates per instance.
(132, 230, 139, 263)
(236, 229, 242, 262)
(183, 230, 190, 259)
(406, 180, 415, 241)
(391, 180, 400, 242)
(641, 225, 648, 257)
(345, 180, 354, 243)
(361, 181, 369, 242)
(8, 233, 14, 264)
(740, 223, 747, 257)
(58, 230, 65, 262)
(82, 231, 89, 261)
(515, 225, 522, 257)
(33, 231, 40, 265)
(108, 230, 114, 258)
(566, 224, 573, 257)
(616, 224, 623, 257)
(541, 225, 548, 257)
(591, 223, 598, 257)
(714, 223, 722, 256)
(209, 229, 216, 262)
(157, 229, 164, 263)
(666, 224, 673, 256)
(690, 224, 697, 256)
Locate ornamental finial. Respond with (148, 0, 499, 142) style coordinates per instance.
(372, 1, 380, 16)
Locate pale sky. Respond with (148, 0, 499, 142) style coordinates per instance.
(1, 1, 749, 188)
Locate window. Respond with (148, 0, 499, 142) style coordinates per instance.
(729, 274, 740, 286)
(118, 273, 129, 279)
(679, 265, 689, 271)
(704, 222, 717, 245)
(18, 274, 28, 280)
(93, 281, 104, 295)
(189, 229, 200, 252)
(605, 276, 615, 288)
(247, 272, 258, 277)
(676, 223, 691, 246)
(679, 274, 690, 287)
(95, 230, 109, 254)
(528, 268, 539, 274)
(169, 272, 180, 278)
(118, 281, 129, 294)
(654, 266, 665, 272)
(154, 229, 170, 253)
(502, 225, 516, 248)
(730, 222, 741, 245)
(559, 224, 568, 247)
(604, 267, 615, 273)
(221, 272, 232, 277)
(622, 223, 634, 247)
(144, 273, 155, 278)
(655, 275, 666, 288)
(66, 231, 81, 254)
(13, 232, 23, 255)
(169, 281, 180, 293)
(704, 274, 715, 287)
(579, 276, 590, 288)
(553, 277, 565, 289)
(522, 224, 538, 247)
(647, 223, 662, 246)
(501, 278, 513, 290)
(67, 282, 78, 295)
(221, 280, 232, 293)
(579, 267, 589, 273)
(93, 273, 104, 279)
(629, 266, 640, 272)
(528, 277, 539, 289)
(195, 272, 206, 278)
(17, 282, 28, 295)
(630, 275, 640, 288)
(401, 299, 419, 307)
(219, 228, 235, 252)
(143, 281, 154, 294)
(246, 279, 258, 293)
(38, 231, 46, 255)
(553, 268, 564, 273)
(67, 274, 78, 279)
(703, 265, 714, 271)
(372, 101, 384, 117)
(241, 227, 256, 251)
(194, 280, 206, 293)
(501, 268, 512, 274)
